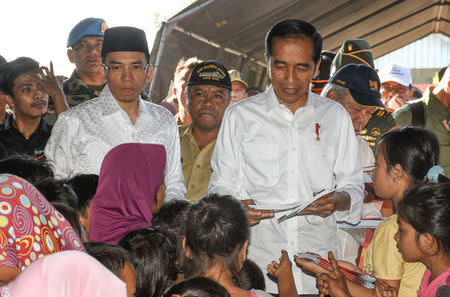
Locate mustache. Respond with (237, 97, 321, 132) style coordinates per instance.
(31, 99, 48, 107)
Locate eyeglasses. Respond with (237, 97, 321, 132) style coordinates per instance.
(381, 83, 409, 94)
(103, 64, 150, 75)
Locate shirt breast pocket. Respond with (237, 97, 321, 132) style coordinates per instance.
(305, 142, 336, 190)
(242, 143, 280, 187)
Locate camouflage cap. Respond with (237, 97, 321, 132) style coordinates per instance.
(332, 39, 374, 70)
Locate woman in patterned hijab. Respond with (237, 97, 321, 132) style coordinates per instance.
(0, 174, 85, 284)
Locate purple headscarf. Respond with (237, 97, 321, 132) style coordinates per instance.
(88, 143, 166, 244)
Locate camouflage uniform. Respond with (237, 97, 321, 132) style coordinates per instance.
(358, 110, 397, 154)
(45, 70, 104, 124)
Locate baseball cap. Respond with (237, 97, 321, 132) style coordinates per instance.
(329, 64, 384, 108)
(101, 27, 150, 60)
(228, 70, 248, 89)
(67, 18, 107, 47)
(332, 39, 374, 70)
(378, 64, 412, 87)
(187, 60, 232, 90)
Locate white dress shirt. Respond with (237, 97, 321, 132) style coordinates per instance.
(208, 85, 363, 294)
(45, 85, 186, 201)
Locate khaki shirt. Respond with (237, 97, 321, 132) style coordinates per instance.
(394, 87, 450, 176)
(179, 124, 216, 201)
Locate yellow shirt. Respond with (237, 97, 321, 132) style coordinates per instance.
(363, 215, 427, 297)
(179, 124, 216, 201)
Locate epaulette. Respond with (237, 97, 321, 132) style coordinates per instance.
(373, 109, 392, 119)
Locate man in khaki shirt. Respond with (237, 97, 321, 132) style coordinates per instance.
(179, 60, 231, 201)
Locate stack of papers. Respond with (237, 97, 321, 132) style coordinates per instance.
(248, 189, 334, 223)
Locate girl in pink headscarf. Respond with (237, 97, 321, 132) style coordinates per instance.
(0, 250, 127, 297)
(89, 143, 167, 244)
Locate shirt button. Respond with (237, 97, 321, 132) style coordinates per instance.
(196, 164, 200, 168)
(190, 185, 195, 188)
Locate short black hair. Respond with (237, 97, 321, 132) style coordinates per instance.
(163, 277, 231, 297)
(183, 194, 249, 285)
(397, 180, 450, 254)
(152, 199, 191, 234)
(85, 242, 133, 277)
(119, 227, 178, 297)
(0, 154, 54, 185)
(236, 259, 266, 290)
(265, 19, 322, 64)
(379, 127, 440, 185)
(0, 55, 6, 65)
(35, 178, 78, 210)
(0, 57, 40, 97)
(66, 174, 99, 217)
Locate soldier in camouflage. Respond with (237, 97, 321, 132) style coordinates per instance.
(46, 18, 107, 124)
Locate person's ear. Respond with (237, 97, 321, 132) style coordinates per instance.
(325, 89, 337, 101)
(390, 163, 406, 183)
(67, 48, 74, 63)
(239, 240, 249, 263)
(173, 87, 177, 97)
(5, 95, 14, 106)
(182, 237, 192, 259)
(145, 65, 153, 83)
(418, 233, 440, 256)
(152, 184, 165, 214)
(312, 59, 321, 78)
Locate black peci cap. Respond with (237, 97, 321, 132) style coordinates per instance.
(101, 26, 149, 60)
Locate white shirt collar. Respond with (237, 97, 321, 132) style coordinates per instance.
(264, 84, 315, 114)
(100, 84, 153, 117)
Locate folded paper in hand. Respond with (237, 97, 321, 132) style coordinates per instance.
(248, 189, 334, 223)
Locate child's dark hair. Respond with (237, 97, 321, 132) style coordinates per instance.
(236, 259, 266, 290)
(0, 57, 40, 97)
(152, 199, 191, 231)
(163, 277, 230, 297)
(379, 127, 440, 184)
(397, 180, 450, 255)
(183, 194, 249, 285)
(35, 178, 78, 210)
(66, 174, 99, 218)
(85, 242, 133, 277)
(152, 199, 191, 276)
(119, 227, 178, 297)
(0, 154, 54, 184)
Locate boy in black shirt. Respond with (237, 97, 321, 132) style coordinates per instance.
(0, 57, 68, 159)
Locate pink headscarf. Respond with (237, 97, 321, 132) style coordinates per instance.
(89, 143, 166, 244)
(1, 250, 126, 297)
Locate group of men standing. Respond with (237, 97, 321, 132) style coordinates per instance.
(0, 15, 449, 296)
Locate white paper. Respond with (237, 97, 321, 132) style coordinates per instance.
(248, 202, 299, 212)
(277, 189, 334, 223)
(337, 219, 384, 229)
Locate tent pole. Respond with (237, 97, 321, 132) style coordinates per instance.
(149, 0, 216, 100)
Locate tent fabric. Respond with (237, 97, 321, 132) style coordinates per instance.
(149, 0, 449, 102)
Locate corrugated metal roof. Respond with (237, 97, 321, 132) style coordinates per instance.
(374, 33, 450, 69)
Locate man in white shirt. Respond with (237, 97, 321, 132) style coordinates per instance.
(321, 63, 385, 263)
(208, 19, 363, 295)
(45, 26, 186, 200)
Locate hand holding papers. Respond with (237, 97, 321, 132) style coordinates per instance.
(247, 189, 335, 223)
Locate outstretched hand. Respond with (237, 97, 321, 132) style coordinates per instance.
(241, 199, 274, 226)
